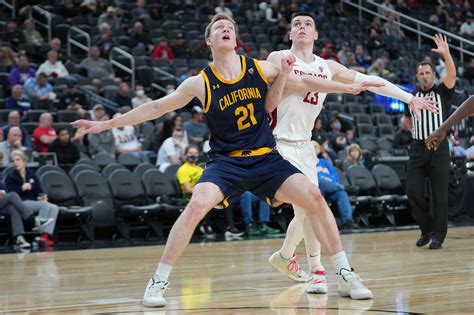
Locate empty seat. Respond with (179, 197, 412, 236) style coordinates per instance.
(133, 163, 155, 178)
(347, 103, 365, 114)
(118, 152, 141, 168)
(57, 110, 81, 123)
(92, 152, 116, 168)
(378, 125, 395, 138)
(376, 138, 393, 150)
(354, 114, 372, 125)
(374, 113, 392, 126)
(101, 163, 127, 179)
(356, 124, 376, 137)
(37, 165, 67, 178)
(69, 163, 99, 179)
(28, 109, 47, 122)
(358, 137, 378, 151)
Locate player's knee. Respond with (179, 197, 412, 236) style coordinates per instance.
(186, 198, 209, 222)
(304, 185, 325, 215)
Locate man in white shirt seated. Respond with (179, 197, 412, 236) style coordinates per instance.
(156, 125, 186, 172)
(37, 50, 69, 79)
(112, 113, 142, 155)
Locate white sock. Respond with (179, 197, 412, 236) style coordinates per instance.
(154, 262, 173, 283)
(329, 251, 351, 274)
(308, 252, 324, 272)
(280, 215, 304, 259)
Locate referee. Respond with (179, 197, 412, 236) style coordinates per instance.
(404, 34, 456, 250)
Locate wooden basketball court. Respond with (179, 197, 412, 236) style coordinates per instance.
(1, 226, 473, 314)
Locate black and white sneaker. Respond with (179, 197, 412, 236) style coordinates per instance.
(143, 276, 169, 307)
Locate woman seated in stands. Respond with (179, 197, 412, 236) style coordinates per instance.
(0, 151, 55, 249)
(5, 150, 59, 246)
(342, 143, 364, 171)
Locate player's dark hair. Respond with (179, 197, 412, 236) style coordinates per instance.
(291, 12, 317, 29)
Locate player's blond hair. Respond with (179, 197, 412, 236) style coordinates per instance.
(204, 13, 238, 39)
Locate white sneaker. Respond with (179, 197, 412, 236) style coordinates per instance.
(337, 268, 373, 300)
(15, 235, 31, 248)
(143, 277, 169, 307)
(268, 251, 309, 283)
(307, 268, 328, 294)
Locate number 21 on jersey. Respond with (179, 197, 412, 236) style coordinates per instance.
(303, 92, 319, 105)
(235, 103, 257, 131)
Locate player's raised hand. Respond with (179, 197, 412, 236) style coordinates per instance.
(71, 119, 109, 134)
(348, 81, 385, 95)
(425, 127, 447, 150)
(432, 33, 450, 56)
(281, 54, 296, 75)
(410, 95, 438, 121)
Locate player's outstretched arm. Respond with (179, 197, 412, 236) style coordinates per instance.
(261, 52, 383, 96)
(327, 60, 438, 121)
(264, 54, 294, 113)
(426, 95, 474, 150)
(72, 76, 204, 134)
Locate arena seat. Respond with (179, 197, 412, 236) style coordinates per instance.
(101, 163, 127, 179)
(133, 163, 155, 179)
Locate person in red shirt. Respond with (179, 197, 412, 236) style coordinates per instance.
(32, 113, 57, 152)
(320, 43, 340, 63)
(151, 38, 175, 60)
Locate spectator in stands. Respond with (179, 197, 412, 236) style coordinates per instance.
(311, 117, 327, 142)
(395, 0, 409, 15)
(270, 17, 290, 45)
(8, 54, 35, 88)
(171, 33, 190, 59)
(98, 6, 120, 33)
(3, 20, 24, 51)
(313, 141, 356, 230)
(78, 46, 115, 84)
(6, 85, 31, 116)
(22, 19, 43, 47)
(337, 41, 353, 66)
(48, 127, 80, 165)
(0, 127, 24, 165)
(240, 191, 280, 236)
(176, 145, 202, 198)
(23, 73, 56, 110)
(378, 0, 395, 16)
(367, 28, 386, 55)
(156, 125, 186, 172)
(354, 43, 372, 69)
(128, 21, 150, 51)
(346, 127, 355, 146)
(37, 50, 69, 79)
(392, 116, 413, 149)
(113, 82, 133, 110)
(33, 113, 57, 153)
(328, 118, 348, 152)
(342, 143, 364, 171)
(259, 48, 269, 60)
(59, 77, 88, 116)
(460, 12, 474, 37)
(214, 0, 233, 17)
(184, 106, 209, 145)
(368, 57, 395, 81)
(320, 43, 340, 63)
(6, 150, 59, 246)
(0, 46, 16, 70)
(89, 104, 106, 121)
(111, 113, 142, 155)
(57, 0, 77, 22)
(151, 37, 175, 61)
(41, 38, 70, 65)
(88, 114, 115, 157)
(131, 0, 150, 20)
(94, 23, 117, 57)
(246, 3, 264, 23)
(131, 83, 152, 108)
(3, 112, 31, 149)
(464, 58, 474, 82)
(384, 13, 404, 39)
(345, 53, 366, 73)
(265, 0, 282, 23)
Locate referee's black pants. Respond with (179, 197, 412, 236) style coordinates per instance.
(406, 139, 450, 243)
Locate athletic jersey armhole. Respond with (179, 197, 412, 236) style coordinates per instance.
(254, 59, 269, 85)
(200, 70, 212, 113)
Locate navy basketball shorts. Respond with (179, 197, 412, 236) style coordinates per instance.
(198, 150, 302, 206)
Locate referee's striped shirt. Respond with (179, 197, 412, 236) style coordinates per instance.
(404, 83, 455, 141)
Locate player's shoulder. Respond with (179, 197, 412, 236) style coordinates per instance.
(268, 49, 292, 60)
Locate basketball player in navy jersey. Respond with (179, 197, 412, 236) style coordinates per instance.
(264, 12, 439, 294)
(73, 14, 397, 307)
(426, 95, 474, 150)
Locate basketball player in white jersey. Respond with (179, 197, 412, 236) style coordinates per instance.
(266, 12, 437, 295)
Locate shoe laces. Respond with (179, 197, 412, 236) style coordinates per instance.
(310, 269, 327, 284)
(149, 278, 169, 294)
(338, 268, 363, 283)
(287, 253, 302, 274)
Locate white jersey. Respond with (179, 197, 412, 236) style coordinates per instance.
(271, 50, 332, 142)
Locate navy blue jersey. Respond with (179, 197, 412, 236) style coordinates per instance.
(200, 55, 275, 155)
